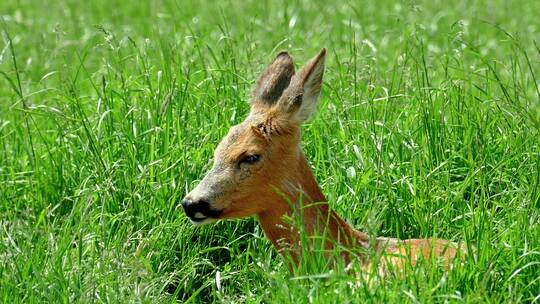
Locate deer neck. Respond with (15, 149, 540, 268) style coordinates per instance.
(257, 152, 369, 265)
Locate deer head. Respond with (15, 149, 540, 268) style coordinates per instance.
(182, 49, 326, 226)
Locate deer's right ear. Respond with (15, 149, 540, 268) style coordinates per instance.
(276, 48, 326, 123)
(250, 52, 295, 114)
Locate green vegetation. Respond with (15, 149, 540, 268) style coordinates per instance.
(1, 0, 539, 302)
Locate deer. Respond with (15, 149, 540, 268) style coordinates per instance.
(181, 48, 466, 275)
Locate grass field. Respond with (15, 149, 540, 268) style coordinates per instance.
(1, 0, 539, 302)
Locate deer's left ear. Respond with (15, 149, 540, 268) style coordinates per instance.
(250, 52, 295, 115)
(277, 48, 326, 122)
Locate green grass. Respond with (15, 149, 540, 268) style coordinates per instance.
(1, 0, 539, 302)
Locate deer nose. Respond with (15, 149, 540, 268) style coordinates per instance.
(181, 198, 219, 222)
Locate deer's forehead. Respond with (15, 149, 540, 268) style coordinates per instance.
(215, 121, 263, 157)
(223, 123, 252, 145)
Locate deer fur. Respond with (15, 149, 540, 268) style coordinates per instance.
(182, 48, 465, 274)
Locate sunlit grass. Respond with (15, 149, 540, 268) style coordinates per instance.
(0, 0, 539, 302)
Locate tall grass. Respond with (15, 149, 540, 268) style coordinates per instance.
(0, 0, 539, 302)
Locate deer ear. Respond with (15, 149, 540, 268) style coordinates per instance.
(277, 48, 326, 122)
(250, 52, 295, 114)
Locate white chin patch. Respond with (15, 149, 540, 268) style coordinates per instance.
(192, 212, 207, 220)
(189, 217, 218, 226)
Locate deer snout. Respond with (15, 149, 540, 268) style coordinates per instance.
(181, 198, 210, 219)
(181, 196, 222, 225)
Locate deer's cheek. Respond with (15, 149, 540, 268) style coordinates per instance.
(238, 168, 251, 181)
(237, 162, 265, 182)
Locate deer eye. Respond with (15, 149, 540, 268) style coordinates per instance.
(239, 154, 261, 165)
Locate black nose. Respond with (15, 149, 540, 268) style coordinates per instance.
(181, 198, 208, 218)
(181, 198, 221, 221)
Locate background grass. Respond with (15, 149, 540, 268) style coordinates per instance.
(1, 0, 539, 302)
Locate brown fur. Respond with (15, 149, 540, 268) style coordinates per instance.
(183, 49, 466, 275)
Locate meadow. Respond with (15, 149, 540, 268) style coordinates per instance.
(0, 0, 539, 302)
